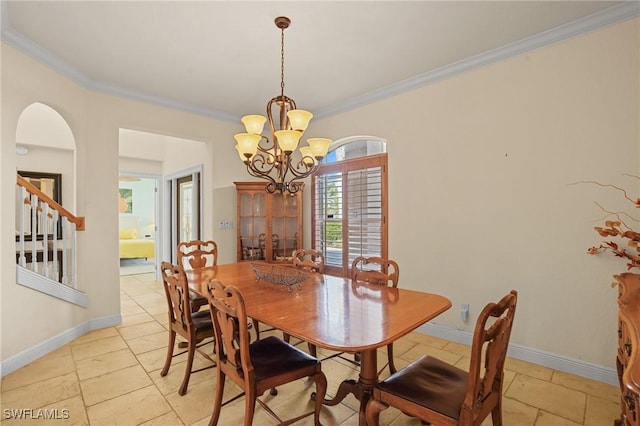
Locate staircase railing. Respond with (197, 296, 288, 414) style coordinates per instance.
(16, 174, 85, 288)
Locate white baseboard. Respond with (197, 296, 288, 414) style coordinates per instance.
(420, 323, 618, 386)
(1, 314, 122, 377)
(1, 316, 617, 386)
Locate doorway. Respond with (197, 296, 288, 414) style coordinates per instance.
(118, 175, 159, 276)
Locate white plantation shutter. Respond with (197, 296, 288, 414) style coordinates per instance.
(313, 171, 344, 269)
(346, 166, 383, 267)
(312, 153, 387, 277)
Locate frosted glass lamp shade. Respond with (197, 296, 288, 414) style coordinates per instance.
(307, 138, 332, 158)
(299, 146, 315, 165)
(287, 110, 313, 131)
(235, 145, 253, 162)
(241, 115, 267, 134)
(274, 130, 302, 153)
(234, 133, 261, 158)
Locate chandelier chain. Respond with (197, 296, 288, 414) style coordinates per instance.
(280, 26, 285, 98)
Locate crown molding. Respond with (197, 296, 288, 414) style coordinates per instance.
(314, 1, 640, 119)
(2, 1, 638, 122)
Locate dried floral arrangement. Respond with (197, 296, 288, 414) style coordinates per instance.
(573, 174, 640, 272)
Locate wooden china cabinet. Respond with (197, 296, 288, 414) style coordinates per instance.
(616, 273, 640, 426)
(234, 182, 303, 263)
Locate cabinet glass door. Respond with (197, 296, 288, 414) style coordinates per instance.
(271, 193, 299, 261)
(239, 192, 266, 260)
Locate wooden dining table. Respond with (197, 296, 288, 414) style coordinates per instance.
(185, 262, 451, 426)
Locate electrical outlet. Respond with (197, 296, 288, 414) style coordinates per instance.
(461, 304, 470, 322)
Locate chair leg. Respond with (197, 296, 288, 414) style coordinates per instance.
(209, 372, 225, 426)
(491, 398, 503, 426)
(244, 387, 257, 426)
(365, 398, 388, 426)
(308, 343, 317, 357)
(387, 343, 396, 374)
(311, 372, 327, 425)
(161, 330, 176, 377)
(178, 338, 196, 396)
(283, 332, 291, 343)
(252, 319, 260, 341)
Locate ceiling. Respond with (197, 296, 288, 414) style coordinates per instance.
(2, 1, 637, 123)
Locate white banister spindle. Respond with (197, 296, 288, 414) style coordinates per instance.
(18, 186, 27, 266)
(62, 217, 69, 285)
(31, 194, 38, 273)
(16, 177, 81, 289)
(42, 202, 50, 279)
(52, 209, 59, 281)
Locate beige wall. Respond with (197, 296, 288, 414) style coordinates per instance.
(312, 18, 639, 367)
(1, 17, 638, 371)
(0, 43, 243, 362)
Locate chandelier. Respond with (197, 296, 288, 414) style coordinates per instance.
(234, 16, 331, 194)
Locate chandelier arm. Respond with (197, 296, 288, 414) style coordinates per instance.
(285, 157, 319, 179)
(284, 181, 303, 194)
(256, 135, 276, 153)
(247, 153, 278, 180)
(245, 161, 280, 191)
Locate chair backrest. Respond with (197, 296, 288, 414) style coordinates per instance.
(351, 256, 399, 287)
(462, 290, 518, 422)
(205, 279, 253, 384)
(177, 240, 218, 269)
(160, 261, 195, 335)
(292, 249, 325, 273)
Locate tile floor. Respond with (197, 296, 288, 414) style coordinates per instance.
(1, 273, 622, 425)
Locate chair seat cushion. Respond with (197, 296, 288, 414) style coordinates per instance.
(376, 355, 468, 419)
(189, 290, 207, 303)
(250, 336, 319, 381)
(192, 310, 214, 331)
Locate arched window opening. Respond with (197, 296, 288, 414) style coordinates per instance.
(312, 136, 388, 277)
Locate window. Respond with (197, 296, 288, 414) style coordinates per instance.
(312, 137, 387, 277)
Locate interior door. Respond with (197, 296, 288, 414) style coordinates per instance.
(167, 168, 202, 262)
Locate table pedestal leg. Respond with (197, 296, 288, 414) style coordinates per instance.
(357, 350, 377, 426)
(321, 350, 377, 426)
(322, 379, 360, 406)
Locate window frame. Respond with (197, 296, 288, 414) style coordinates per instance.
(311, 152, 388, 277)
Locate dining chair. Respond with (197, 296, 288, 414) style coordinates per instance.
(205, 279, 327, 426)
(365, 290, 518, 426)
(292, 248, 325, 273)
(178, 239, 218, 269)
(160, 261, 216, 396)
(350, 256, 400, 374)
(177, 240, 218, 312)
